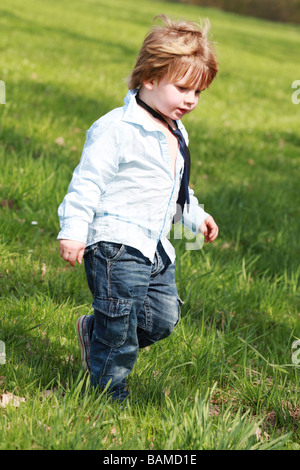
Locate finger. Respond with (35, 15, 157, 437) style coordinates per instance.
(209, 226, 219, 242)
(62, 251, 76, 266)
(68, 253, 77, 266)
(77, 248, 85, 265)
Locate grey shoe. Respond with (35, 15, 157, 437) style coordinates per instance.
(76, 315, 92, 372)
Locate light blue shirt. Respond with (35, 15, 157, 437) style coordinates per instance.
(57, 90, 209, 262)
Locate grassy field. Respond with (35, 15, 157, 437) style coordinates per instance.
(0, 0, 299, 450)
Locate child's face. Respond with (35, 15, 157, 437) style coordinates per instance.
(144, 71, 203, 121)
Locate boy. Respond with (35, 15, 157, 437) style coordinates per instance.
(58, 15, 219, 402)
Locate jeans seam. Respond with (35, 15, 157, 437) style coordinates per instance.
(101, 346, 114, 381)
(91, 249, 97, 297)
(107, 260, 112, 297)
(143, 295, 152, 332)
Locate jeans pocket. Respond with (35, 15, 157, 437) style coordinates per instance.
(99, 241, 124, 261)
(83, 243, 98, 259)
(92, 297, 132, 348)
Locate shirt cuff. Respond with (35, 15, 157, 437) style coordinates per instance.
(182, 204, 210, 234)
(57, 218, 89, 244)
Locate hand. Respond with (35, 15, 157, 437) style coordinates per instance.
(59, 239, 86, 266)
(199, 216, 219, 244)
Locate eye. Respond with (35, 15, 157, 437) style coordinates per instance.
(176, 86, 187, 92)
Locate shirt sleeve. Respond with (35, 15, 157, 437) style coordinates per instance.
(181, 187, 210, 233)
(57, 120, 121, 243)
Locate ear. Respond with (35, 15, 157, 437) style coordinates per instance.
(142, 78, 156, 91)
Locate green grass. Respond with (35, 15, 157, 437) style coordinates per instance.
(0, 0, 299, 450)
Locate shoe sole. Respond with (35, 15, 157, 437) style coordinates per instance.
(76, 316, 90, 372)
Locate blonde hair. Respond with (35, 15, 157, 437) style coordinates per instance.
(128, 15, 218, 90)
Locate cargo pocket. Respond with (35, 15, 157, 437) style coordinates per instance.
(92, 297, 132, 348)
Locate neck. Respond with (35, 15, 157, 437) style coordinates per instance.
(137, 87, 154, 108)
(137, 89, 175, 130)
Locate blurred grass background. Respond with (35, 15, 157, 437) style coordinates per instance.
(0, 0, 299, 450)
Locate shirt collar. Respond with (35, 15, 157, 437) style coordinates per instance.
(122, 89, 187, 139)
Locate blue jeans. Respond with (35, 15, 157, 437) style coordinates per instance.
(84, 240, 181, 401)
